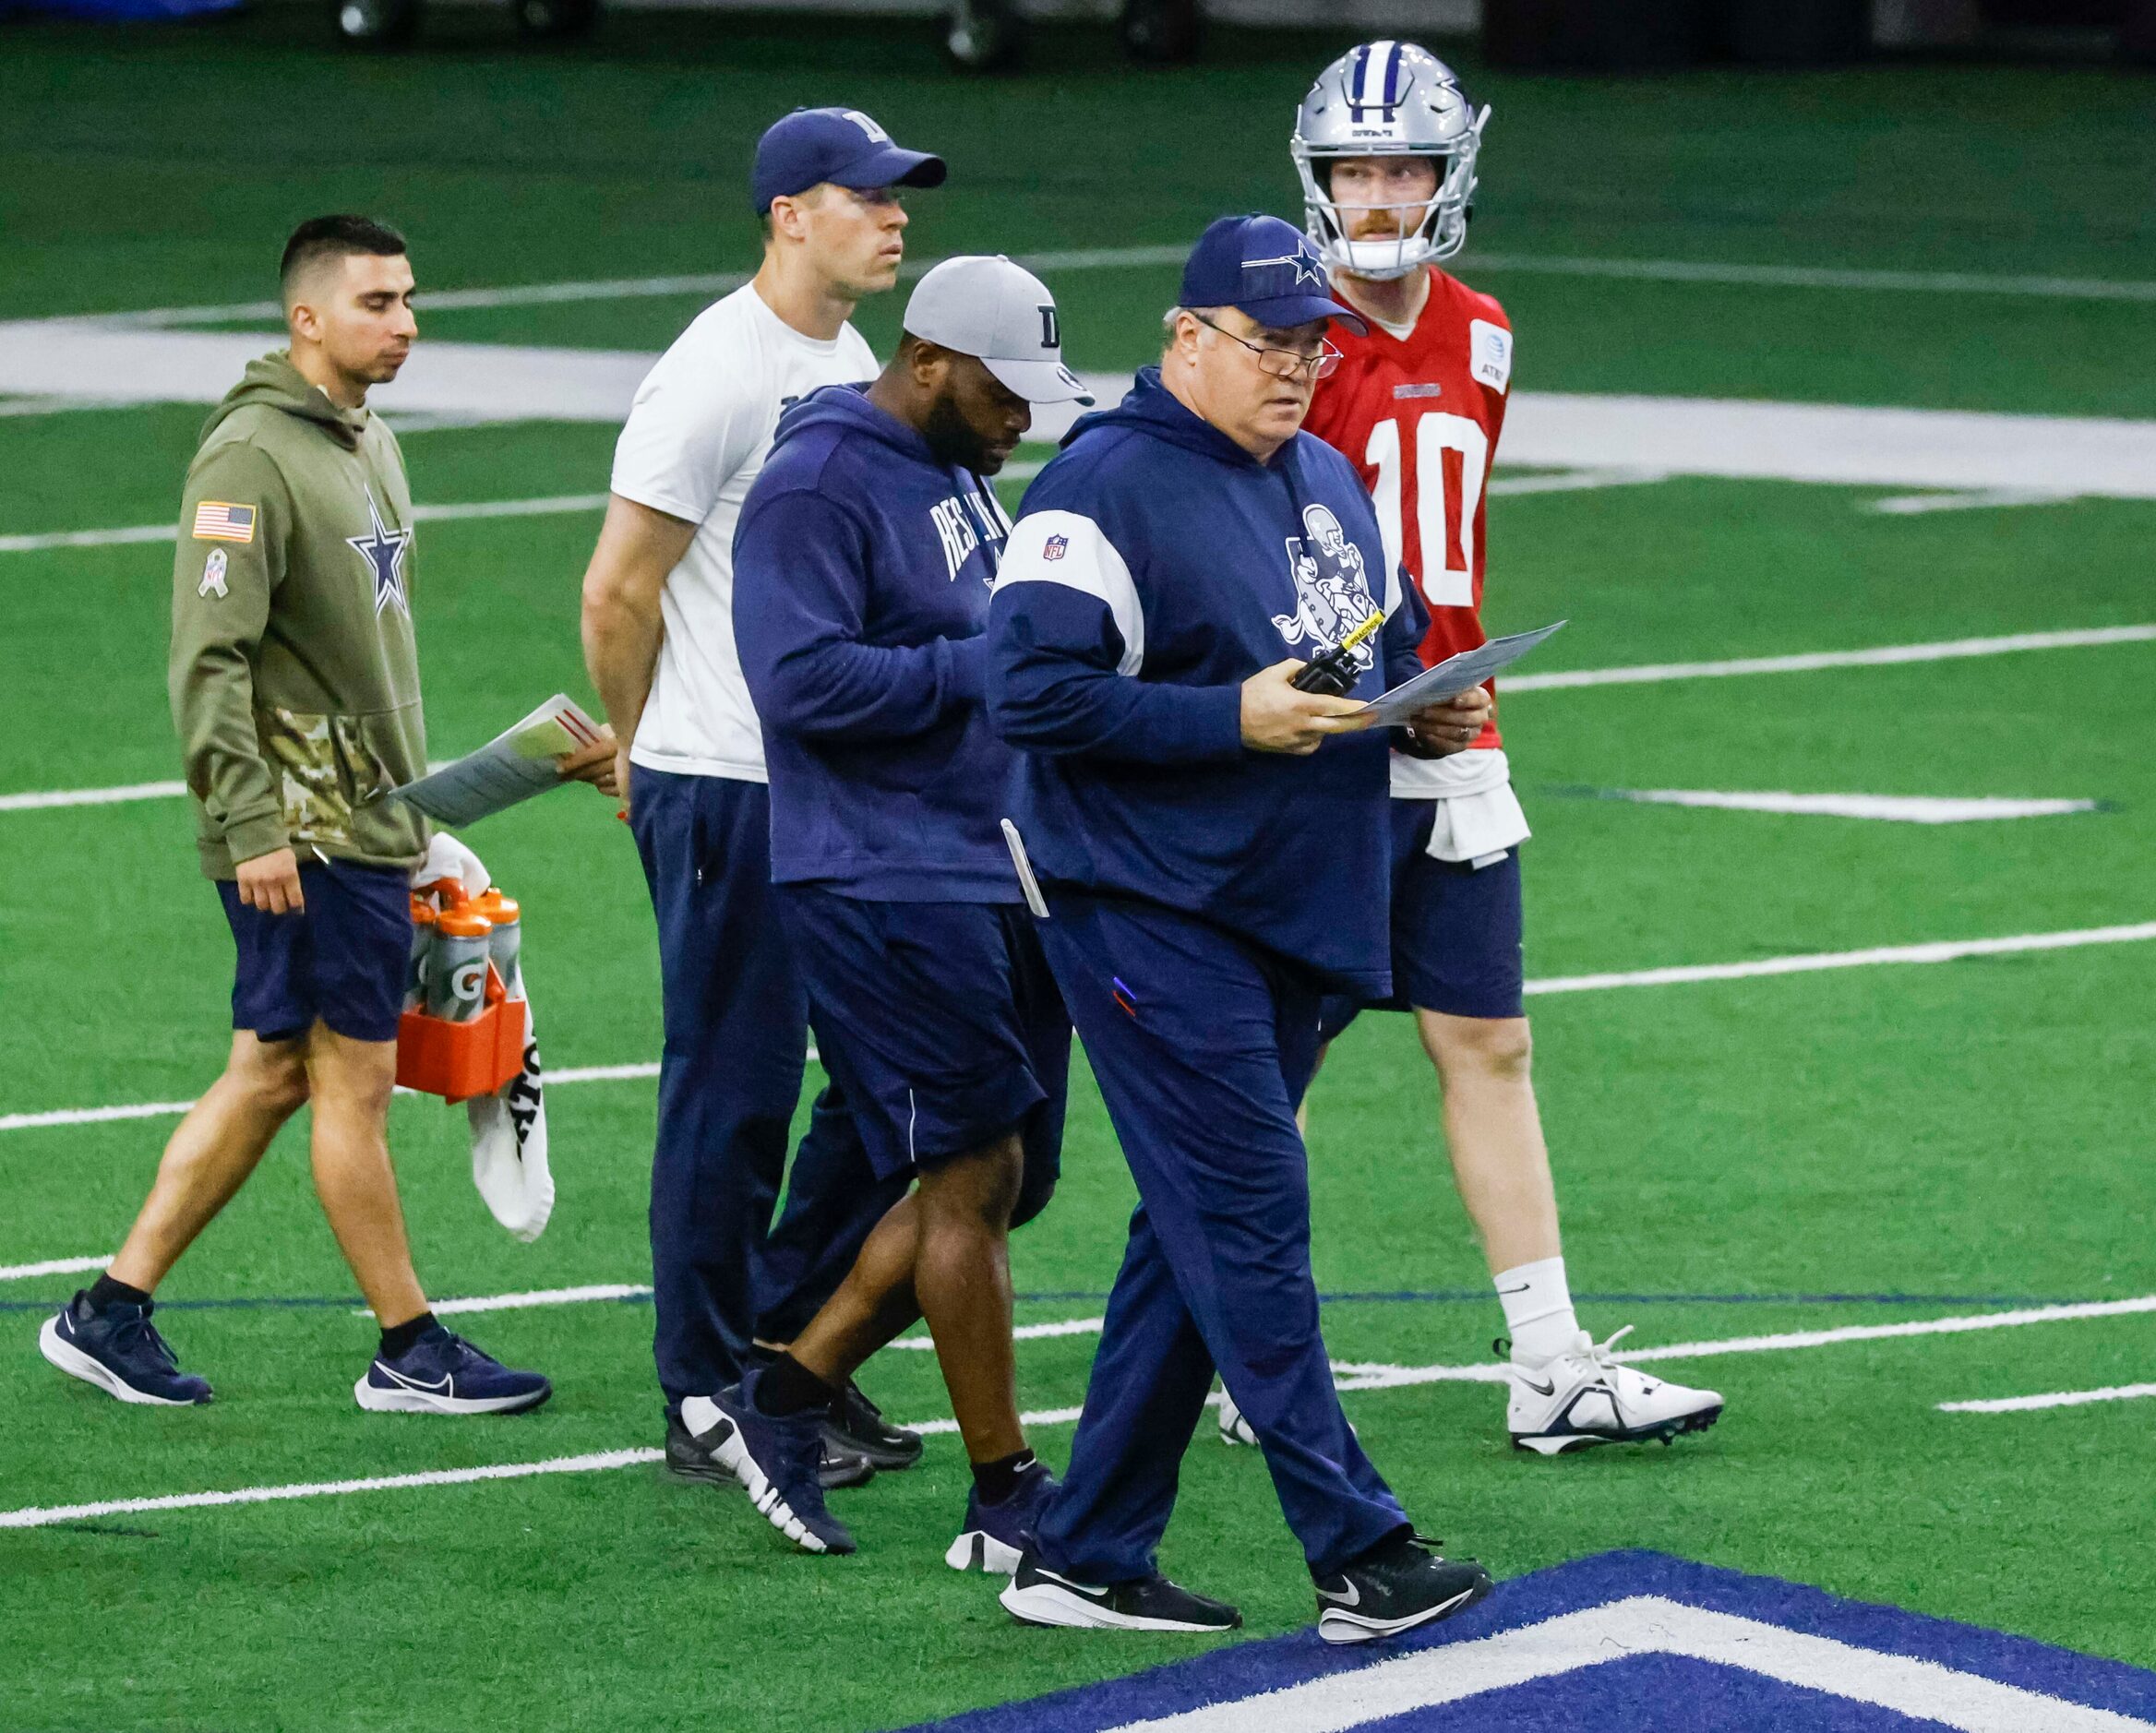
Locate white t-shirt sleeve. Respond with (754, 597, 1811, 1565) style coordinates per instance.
(609, 320, 767, 526)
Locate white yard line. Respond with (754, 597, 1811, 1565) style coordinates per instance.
(1463, 251, 2156, 304)
(6, 624, 2151, 815)
(99, 245, 1194, 329)
(1523, 921, 2156, 998)
(1939, 1382, 2156, 1416)
(1331, 1292, 2156, 1393)
(1584, 790, 2099, 824)
(1503, 623, 2156, 692)
(0, 466, 1634, 556)
(427, 1284, 652, 1318)
(8, 1293, 2152, 1531)
(887, 1316, 1106, 1351)
(0, 491, 609, 555)
(4, 924, 2148, 1134)
(1866, 486, 2081, 515)
(0, 1254, 110, 1282)
(75, 248, 2156, 330)
(0, 1448, 665, 1531)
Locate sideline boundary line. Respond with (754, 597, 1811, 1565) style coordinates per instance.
(5, 923, 2149, 1133)
(8, 1291, 2151, 1531)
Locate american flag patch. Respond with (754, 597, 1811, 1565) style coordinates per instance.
(1043, 534, 1068, 561)
(192, 502, 257, 544)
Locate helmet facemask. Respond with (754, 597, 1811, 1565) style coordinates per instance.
(1295, 114, 1483, 283)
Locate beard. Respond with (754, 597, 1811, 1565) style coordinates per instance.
(922, 388, 999, 473)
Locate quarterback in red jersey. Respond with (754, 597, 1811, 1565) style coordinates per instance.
(1226, 41, 1724, 1457)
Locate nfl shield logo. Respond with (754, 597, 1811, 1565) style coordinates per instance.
(1043, 534, 1068, 561)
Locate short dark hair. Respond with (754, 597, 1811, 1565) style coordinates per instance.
(280, 215, 408, 295)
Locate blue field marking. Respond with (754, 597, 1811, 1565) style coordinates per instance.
(0, 1289, 2078, 1316)
(897, 1552, 2156, 1732)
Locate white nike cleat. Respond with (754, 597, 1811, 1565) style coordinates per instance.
(1507, 1326, 1724, 1455)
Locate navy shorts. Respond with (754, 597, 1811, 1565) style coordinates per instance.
(216, 858, 411, 1045)
(779, 887, 1070, 1199)
(1320, 799, 1526, 1041)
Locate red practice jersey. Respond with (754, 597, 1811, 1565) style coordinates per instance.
(1303, 268, 1512, 749)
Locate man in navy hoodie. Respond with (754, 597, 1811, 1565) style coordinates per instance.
(988, 215, 1497, 1643)
(725, 256, 1096, 1565)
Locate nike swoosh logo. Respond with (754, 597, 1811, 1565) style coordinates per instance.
(1033, 1567, 1108, 1602)
(1515, 1373, 1555, 1396)
(379, 1365, 453, 1393)
(1317, 1579, 1361, 1608)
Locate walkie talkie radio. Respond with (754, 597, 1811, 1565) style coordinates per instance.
(1288, 607, 1385, 697)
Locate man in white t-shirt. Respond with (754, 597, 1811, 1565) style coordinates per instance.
(581, 106, 947, 1489)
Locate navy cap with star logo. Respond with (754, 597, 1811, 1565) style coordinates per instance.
(1178, 213, 1368, 336)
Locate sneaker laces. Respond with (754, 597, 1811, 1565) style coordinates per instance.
(108, 1309, 183, 1373)
(1583, 1325, 1635, 1369)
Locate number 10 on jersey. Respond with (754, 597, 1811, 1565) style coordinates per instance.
(1365, 411, 1489, 609)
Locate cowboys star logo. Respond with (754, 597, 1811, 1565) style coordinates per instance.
(347, 491, 413, 617)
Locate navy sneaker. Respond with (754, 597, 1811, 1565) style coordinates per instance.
(40, 1291, 211, 1406)
(708, 1368, 857, 1555)
(354, 1325, 551, 1416)
(945, 1458, 1058, 1574)
(675, 1397, 876, 1492)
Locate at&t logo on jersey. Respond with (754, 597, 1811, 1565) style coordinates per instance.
(1272, 502, 1379, 668)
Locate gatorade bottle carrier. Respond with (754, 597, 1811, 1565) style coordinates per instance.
(396, 878, 528, 1104)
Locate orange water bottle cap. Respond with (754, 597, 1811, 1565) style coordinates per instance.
(437, 909, 493, 939)
(475, 890, 520, 923)
(410, 899, 438, 925)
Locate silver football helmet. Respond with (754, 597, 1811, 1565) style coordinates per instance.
(1292, 41, 1487, 282)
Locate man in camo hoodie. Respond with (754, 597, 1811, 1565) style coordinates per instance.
(37, 217, 567, 1416)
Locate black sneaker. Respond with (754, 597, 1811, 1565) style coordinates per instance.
(40, 1291, 211, 1406)
(1000, 1547, 1240, 1632)
(677, 1397, 875, 1491)
(666, 1406, 743, 1488)
(825, 1377, 923, 1471)
(1313, 1531, 1492, 1645)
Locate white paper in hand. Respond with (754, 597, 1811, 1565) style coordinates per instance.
(391, 695, 605, 830)
(1357, 620, 1569, 727)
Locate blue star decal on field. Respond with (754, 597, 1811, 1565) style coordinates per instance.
(347, 491, 413, 617)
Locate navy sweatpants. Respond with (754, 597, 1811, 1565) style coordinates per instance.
(1032, 891, 1407, 1584)
(629, 766, 904, 1407)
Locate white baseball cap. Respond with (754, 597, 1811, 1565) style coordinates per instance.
(904, 255, 1095, 406)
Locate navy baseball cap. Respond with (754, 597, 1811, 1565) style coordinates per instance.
(752, 107, 947, 215)
(1178, 213, 1368, 335)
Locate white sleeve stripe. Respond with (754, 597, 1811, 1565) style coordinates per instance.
(993, 508, 1144, 676)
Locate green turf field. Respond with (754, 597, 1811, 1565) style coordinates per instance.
(3, 11, 2153, 1730)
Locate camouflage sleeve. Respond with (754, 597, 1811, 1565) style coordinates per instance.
(169, 440, 292, 866)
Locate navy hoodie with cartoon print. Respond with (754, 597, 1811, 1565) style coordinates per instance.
(733, 383, 1019, 902)
(987, 367, 1423, 995)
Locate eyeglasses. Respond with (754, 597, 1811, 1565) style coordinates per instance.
(1190, 313, 1341, 382)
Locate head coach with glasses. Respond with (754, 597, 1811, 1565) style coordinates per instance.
(984, 214, 1495, 1642)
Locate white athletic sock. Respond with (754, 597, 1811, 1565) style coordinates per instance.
(1494, 1256, 1582, 1368)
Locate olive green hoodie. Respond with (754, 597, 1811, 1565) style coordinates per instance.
(170, 352, 429, 878)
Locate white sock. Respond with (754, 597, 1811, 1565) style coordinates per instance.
(1495, 1256, 1581, 1368)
